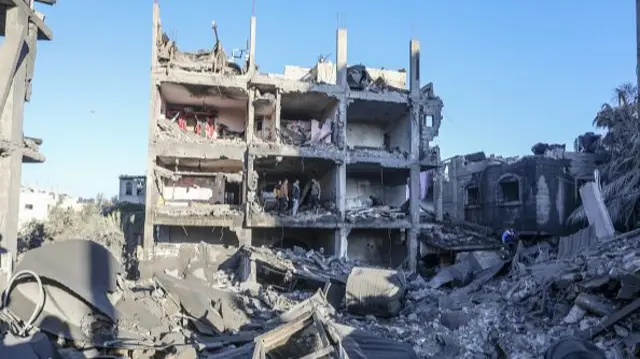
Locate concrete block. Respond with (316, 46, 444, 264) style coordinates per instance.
(579, 182, 614, 239)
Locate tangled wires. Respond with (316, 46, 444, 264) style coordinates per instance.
(0, 270, 45, 336)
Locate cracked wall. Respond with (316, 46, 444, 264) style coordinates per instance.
(252, 228, 335, 254)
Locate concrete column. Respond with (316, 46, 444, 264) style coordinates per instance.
(409, 40, 420, 95)
(244, 155, 256, 226)
(334, 227, 349, 259)
(246, 88, 255, 143)
(143, 2, 161, 260)
(273, 90, 281, 144)
(334, 161, 347, 258)
(0, 7, 29, 275)
(406, 39, 422, 272)
(434, 168, 443, 221)
(407, 228, 419, 272)
(336, 29, 347, 88)
(248, 16, 256, 74)
(408, 40, 421, 161)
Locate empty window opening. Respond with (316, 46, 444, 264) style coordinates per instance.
(425, 114, 434, 127)
(25, 204, 33, 210)
(225, 181, 241, 205)
(125, 181, 133, 196)
(498, 176, 520, 203)
(466, 186, 479, 206)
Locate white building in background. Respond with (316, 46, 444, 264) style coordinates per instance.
(18, 187, 83, 229)
(118, 175, 146, 204)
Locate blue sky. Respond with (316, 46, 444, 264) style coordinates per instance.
(17, 0, 636, 198)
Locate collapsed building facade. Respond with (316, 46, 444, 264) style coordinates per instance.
(0, 0, 52, 274)
(143, 3, 443, 270)
(441, 137, 606, 236)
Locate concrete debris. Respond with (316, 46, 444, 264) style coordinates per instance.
(346, 64, 407, 93)
(0, 136, 45, 162)
(279, 118, 334, 147)
(156, 117, 244, 144)
(345, 267, 407, 318)
(6, 226, 640, 358)
(157, 26, 244, 75)
(346, 205, 407, 223)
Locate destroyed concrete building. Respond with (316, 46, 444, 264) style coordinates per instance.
(143, 3, 443, 270)
(441, 142, 606, 236)
(0, 0, 53, 273)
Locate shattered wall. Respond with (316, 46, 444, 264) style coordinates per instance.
(388, 114, 411, 153)
(346, 123, 385, 148)
(162, 175, 242, 205)
(346, 175, 407, 210)
(252, 228, 335, 254)
(347, 229, 406, 266)
(156, 225, 240, 245)
(318, 166, 339, 202)
(443, 156, 576, 234)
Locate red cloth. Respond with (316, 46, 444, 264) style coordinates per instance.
(178, 116, 187, 131)
(205, 122, 215, 138)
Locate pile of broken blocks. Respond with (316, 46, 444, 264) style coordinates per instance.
(3, 228, 640, 358)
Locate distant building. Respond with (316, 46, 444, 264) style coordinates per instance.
(18, 187, 83, 229)
(119, 175, 146, 204)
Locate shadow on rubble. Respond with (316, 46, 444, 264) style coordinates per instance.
(0, 315, 69, 358)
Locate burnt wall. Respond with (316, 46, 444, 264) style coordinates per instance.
(463, 157, 575, 234)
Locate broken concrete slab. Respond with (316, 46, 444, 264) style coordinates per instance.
(345, 267, 407, 318)
(14, 239, 123, 321)
(579, 182, 615, 239)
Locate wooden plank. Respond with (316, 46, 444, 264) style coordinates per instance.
(0, 0, 53, 40)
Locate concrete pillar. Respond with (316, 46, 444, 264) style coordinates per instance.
(0, 7, 29, 275)
(336, 28, 347, 88)
(273, 89, 281, 144)
(143, 2, 161, 260)
(249, 16, 256, 74)
(246, 88, 255, 143)
(406, 39, 422, 272)
(409, 40, 420, 95)
(434, 168, 443, 221)
(244, 155, 256, 226)
(407, 228, 419, 272)
(334, 227, 349, 259)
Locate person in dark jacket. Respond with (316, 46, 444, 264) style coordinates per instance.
(291, 179, 300, 216)
(309, 178, 321, 212)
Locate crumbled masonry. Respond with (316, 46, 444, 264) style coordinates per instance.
(3, 220, 640, 357)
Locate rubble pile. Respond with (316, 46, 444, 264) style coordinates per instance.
(346, 205, 407, 223)
(156, 118, 244, 143)
(4, 226, 640, 358)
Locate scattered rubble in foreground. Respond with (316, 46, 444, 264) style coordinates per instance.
(3, 227, 640, 358)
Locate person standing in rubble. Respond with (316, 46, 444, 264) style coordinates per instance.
(501, 228, 518, 254)
(278, 179, 289, 214)
(309, 178, 321, 213)
(291, 179, 301, 216)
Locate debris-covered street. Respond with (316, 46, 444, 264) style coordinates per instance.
(2, 210, 639, 358)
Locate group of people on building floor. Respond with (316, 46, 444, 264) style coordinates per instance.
(273, 178, 322, 216)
